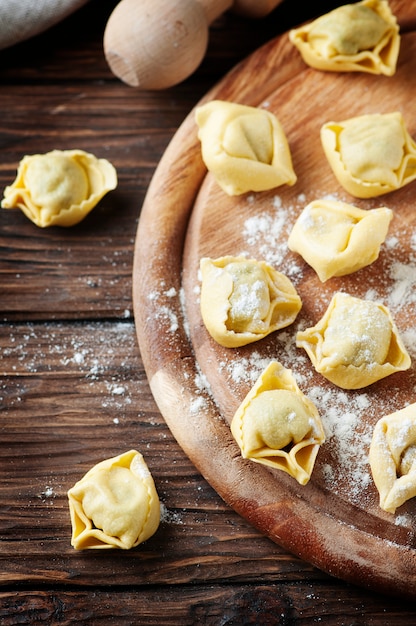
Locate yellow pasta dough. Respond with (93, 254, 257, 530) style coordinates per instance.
(2, 149, 117, 227)
(289, 0, 400, 76)
(68, 450, 160, 550)
(288, 199, 393, 281)
(296, 292, 410, 389)
(369, 404, 416, 513)
(231, 361, 325, 485)
(195, 100, 296, 196)
(321, 112, 416, 198)
(200, 256, 302, 348)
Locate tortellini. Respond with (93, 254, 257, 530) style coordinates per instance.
(195, 100, 297, 196)
(289, 0, 400, 76)
(296, 292, 411, 389)
(321, 112, 416, 198)
(1, 149, 117, 227)
(288, 199, 393, 281)
(230, 361, 325, 485)
(200, 256, 302, 348)
(68, 450, 160, 550)
(369, 404, 416, 513)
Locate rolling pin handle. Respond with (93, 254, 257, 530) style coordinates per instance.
(103, 0, 281, 89)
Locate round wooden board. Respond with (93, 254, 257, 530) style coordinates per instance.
(133, 13, 416, 598)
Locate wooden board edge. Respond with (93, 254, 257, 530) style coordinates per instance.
(132, 26, 416, 598)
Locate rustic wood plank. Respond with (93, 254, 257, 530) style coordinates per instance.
(0, 81, 196, 321)
(0, 581, 415, 625)
(0, 321, 320, 587)
(0, 0, 412, 322)
(2, 0, 416, 622)
(0, 0, 353, 323)
(0, 322, 410, 624)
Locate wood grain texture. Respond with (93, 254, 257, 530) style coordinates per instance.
(1, 322, 305, 588)
(0, 81, 189, 321)
(134, 2, 416, 600)
(2, 582, 416, 625)
(0, 0, 342, 323)
(2, 0, 416, 622)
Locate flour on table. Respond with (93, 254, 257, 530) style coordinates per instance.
(0, 321, 138, 420)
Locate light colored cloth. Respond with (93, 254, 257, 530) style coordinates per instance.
(0, 0, 90, 50)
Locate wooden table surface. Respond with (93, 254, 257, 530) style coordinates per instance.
(1, 0, 416, 623)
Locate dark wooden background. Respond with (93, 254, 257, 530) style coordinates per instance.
(1, 0, 416, 623)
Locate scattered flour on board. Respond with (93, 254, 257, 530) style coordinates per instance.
(386, 259, 416, 310)
(308, 385, 374, 501)
(145, 279, 213, 417)
(219, 351, 272, 386)
(240, 193, 305, 280)
(189, 365, 212, 416)
(216, 324, 374, 502)
(147, 283, 179, 333)
(361, 233, 416, 312)
(140, 187, 416, 518)
(213, 191, 416, 513)
(131, 192, 416, 519)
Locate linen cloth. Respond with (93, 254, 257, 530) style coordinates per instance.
(0, 0, 90, 50)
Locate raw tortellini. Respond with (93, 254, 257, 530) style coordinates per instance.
(230, 361, 325, 485)
(369, 404, 416, 513)
(68, 450, 160, 550)
(321, 112, 416, 198)
(200, 256, 302, 348)
(296, 292, 411, 389)
(1, 149, 117, 227)
(289, 0, 400, 76)
(195, 100, 297, 196)
(288, 199, 393, 281)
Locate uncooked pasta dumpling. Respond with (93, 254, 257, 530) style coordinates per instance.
(296, 292, 410, 389)
(200, 256, 302, 348)
(68, 450, 160, 549)
(321, 112, 416, 198)
(369, 403, 416, 513)
(195, 100, 296, 195)
(1, 149, 117, 227)
(288, 199, 393, 281)
(230, 361, 325, 485)
(289, 0, 400, 75)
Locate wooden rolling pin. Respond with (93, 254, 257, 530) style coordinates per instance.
(103, 0, 283, 89)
